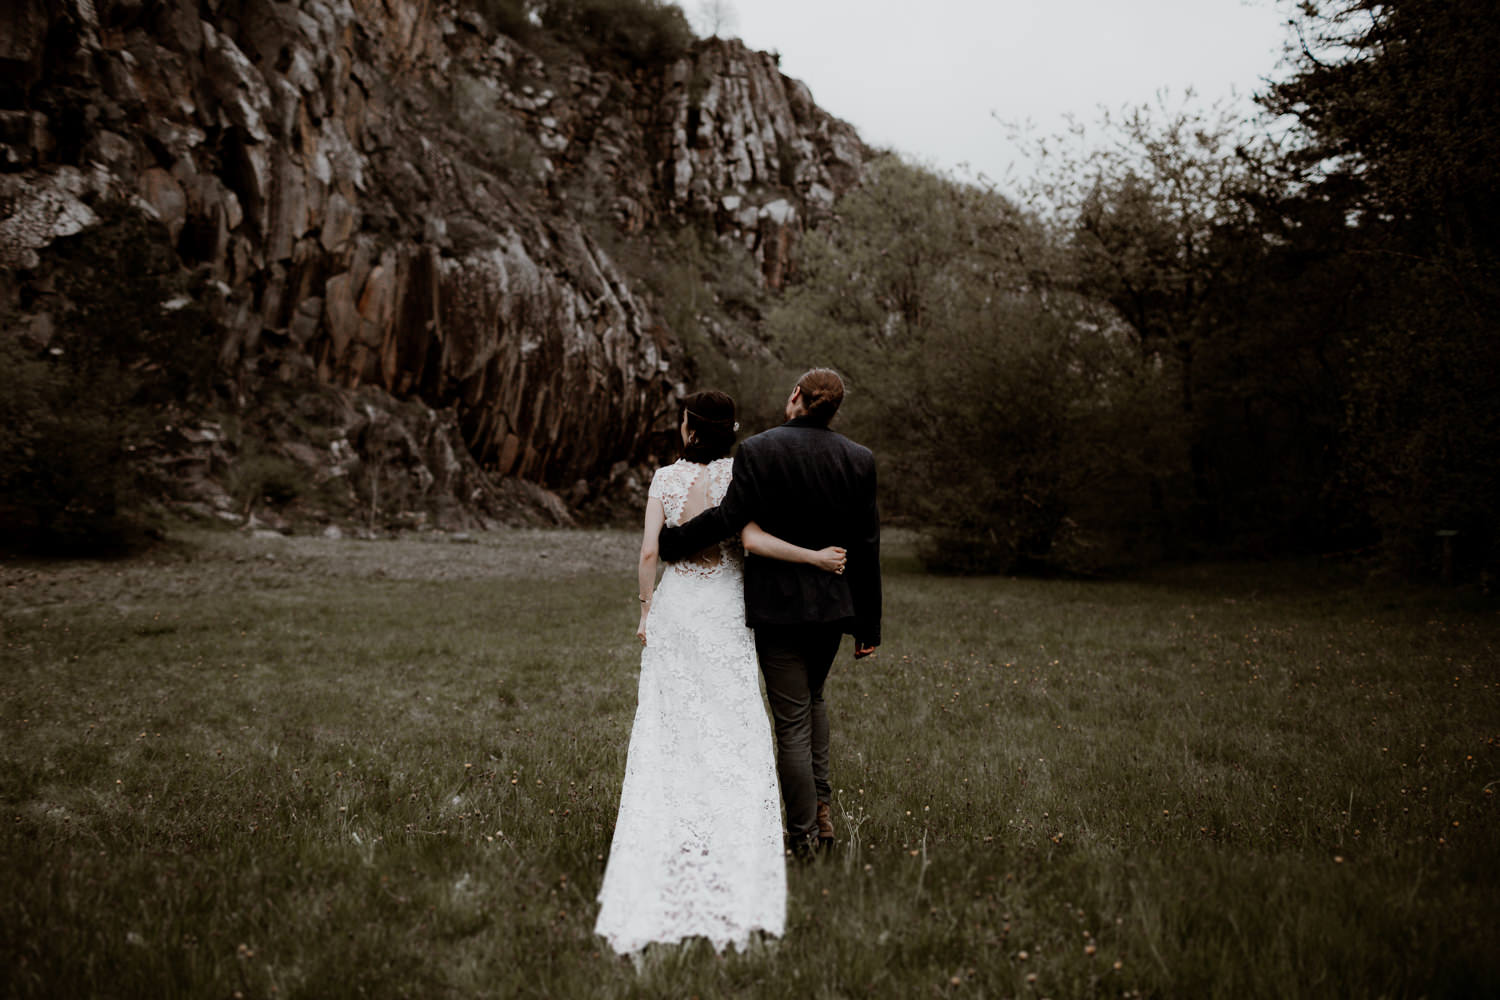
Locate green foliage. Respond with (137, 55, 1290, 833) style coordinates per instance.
(0, 338, 140, 547)
(902, 304, 1182, 574)
(467, 0, 540, 39)
(537, 0, 695, 67)
(1264, 0, 1500, 252)
(642, 226, 720, 344)
(600, 220, 793, 439)
(0, 206, 216, 550)
(770, 156, 1175, 573)
(1020, 99, 1326, 548)
(1335, 265, 1500, 576)
(227, 450, 310, 511)
(447, 72, 543, 184)
(1011, 96, 1363, 557)
(1255, 0, 1500, 574)
(997, 31, 1500, 579)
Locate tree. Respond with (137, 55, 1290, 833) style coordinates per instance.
(1260, 0, 1500, 575)
(1264, 0, 1500, 259)
(770, 156, 1177, 573)
(694, 0, 737, 38)
(1008, 95, 1351, 552)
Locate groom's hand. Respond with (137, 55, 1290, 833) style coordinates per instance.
(853, 642, 877, 659)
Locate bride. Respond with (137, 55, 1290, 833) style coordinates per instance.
(594, 390, 846, 956)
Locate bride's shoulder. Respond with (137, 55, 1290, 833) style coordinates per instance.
(708, 456, 735, 494)
(648, 459, 686, 496)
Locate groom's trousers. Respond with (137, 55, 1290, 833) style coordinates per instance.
(755, 623, 844, 847)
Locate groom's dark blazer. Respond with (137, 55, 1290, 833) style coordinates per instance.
(658, 416, 881, 647)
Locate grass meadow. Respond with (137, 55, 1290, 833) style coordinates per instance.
(2, 527, 1497, 998)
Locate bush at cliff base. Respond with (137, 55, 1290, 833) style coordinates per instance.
(0, 205, 216, 552)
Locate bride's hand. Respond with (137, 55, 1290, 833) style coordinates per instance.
(813, 546, 847, 575)
(636, 611, 649, 646)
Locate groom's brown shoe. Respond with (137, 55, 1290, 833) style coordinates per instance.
(816, 801, 834, 849)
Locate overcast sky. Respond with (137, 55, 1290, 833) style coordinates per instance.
(709, 0, 1293, 192)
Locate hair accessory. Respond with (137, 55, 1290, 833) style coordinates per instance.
(685, 408, 734, 427)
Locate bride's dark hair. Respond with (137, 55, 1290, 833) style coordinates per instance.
(680, 390, 738, 464)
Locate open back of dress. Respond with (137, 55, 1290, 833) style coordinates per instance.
(655, 457, 736, 573)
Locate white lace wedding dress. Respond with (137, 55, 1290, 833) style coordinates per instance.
(594, 457, 786, 955)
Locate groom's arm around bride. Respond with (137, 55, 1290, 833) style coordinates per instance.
(660, 369, 880, 851)
(658, 369, 881, 653)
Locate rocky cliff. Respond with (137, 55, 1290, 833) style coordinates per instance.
(0, 0, 865, 529)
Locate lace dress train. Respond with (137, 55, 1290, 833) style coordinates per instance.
(594, 458, 786, 955)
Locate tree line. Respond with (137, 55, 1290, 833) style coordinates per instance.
(724, 0, 1497, 579)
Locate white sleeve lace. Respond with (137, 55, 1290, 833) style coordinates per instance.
(648, 465, 670, 502)
(708, 457, 735, 506)
(649, 462, 687, 526)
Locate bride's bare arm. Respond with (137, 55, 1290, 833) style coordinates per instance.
(741, 521, 846, 574)
(637, 497, 666, 645)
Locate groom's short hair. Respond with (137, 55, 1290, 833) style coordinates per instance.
(797, 368, 844, 426)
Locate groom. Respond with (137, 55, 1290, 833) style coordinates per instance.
(658, 368, 881, 856)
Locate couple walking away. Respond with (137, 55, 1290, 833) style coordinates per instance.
(594, 368, 883, 956)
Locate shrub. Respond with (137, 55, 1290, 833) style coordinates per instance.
(632, 224, 792, 438)
(0, 205, 217, 551)
(872, 293, 1179, 576)
(468, 0, 539, 38)
(1338, 268, 1500, 579)
(0, 339, 140, 548)
(539, 0, 695, 66)
(227, 451, 309, 511)
(768, 156, 1182, 574)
